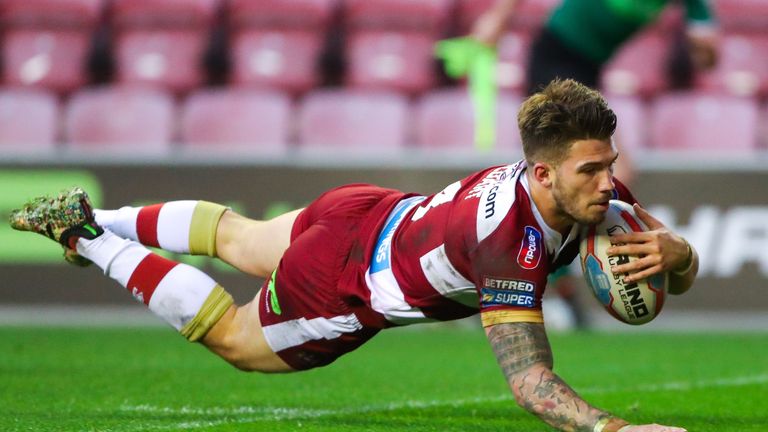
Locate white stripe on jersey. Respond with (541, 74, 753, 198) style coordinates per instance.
(262, 314, 363, 352)
(476, 163, 524, 243)
(419, 244, 477, 308)
(366, 270, 432, 324)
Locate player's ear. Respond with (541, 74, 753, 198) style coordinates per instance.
(531, 162, 553, 188)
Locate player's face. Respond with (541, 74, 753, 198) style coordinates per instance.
(551, 139, 617, 225)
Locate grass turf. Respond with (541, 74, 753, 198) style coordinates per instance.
(1, 325, 766, 432)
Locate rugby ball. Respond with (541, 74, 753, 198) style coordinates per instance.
(579, 200, 667, 325)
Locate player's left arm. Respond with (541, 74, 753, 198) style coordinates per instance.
(606, 204, 699, 295)
(485, 322, 634, 431)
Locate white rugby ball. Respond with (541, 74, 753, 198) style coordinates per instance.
(579, 200, 667, 325)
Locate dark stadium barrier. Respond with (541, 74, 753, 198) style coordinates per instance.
(1, 165, 766, 312)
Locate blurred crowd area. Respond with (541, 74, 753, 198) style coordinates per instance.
(1, 0, 767, 158)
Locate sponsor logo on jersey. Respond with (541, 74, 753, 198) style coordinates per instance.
(482, 277, 535, 293)
(517, 226, 542, 270)
(465, 165, 517, 200)
(481, 288, 535, 308)
(371, 196, 426, 273)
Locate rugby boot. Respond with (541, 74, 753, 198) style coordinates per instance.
(9, 187, 103, 266)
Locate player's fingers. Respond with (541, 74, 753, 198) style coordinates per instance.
(606, 242, 656, 257)
(611, 255, 660, 276)
(609, 231, 651, 245)
(633, 203, 664, 230)
(623, 264, 664, 283)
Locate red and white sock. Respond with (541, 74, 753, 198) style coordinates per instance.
(95, 200, 229, 258)
(95, 201, 198, 253)
(76, 229, 229, 337)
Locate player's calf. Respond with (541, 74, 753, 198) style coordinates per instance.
(94, 200, 228, 257)
(9, 188, 233, 342)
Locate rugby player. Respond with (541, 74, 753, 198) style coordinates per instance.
(11, 79, 698, 432)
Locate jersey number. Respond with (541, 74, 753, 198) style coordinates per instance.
(411, 181, 461, 221)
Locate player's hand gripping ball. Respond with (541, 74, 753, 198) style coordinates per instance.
(579, 200, 667, 325)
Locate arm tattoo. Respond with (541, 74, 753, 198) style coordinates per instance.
(487, 323, 620, 432)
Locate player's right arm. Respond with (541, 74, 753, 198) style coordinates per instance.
(485, 322, 687, 432)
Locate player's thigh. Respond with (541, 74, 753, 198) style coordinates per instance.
(202, 293, 294, 373)
(216, 208, 303, 278)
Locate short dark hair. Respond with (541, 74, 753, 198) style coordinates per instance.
(517, 79, 617, 165)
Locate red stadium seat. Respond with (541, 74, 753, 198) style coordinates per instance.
(0, 0, 103, 93)
(344, 0, 451, 35)
(110, 0, 218, 28)
(297, 90, 410, 153)
(227, 0, 335, 30)
(346, 31, 436, 94)
(697, 33, 768, 97)
(601, 29, 668, 97)
(605, 95, 649, 156)
(713, 0, 768, 32)
(65, 86, 175, 153)
(649, 93, 758, 152)
(180, 88, 291, 154)
(114, 30, 210, 94)
(0, 0, 102, 27)
(496, 31, 532, 93)
(0, 88, 59, 152)
(414, 89, 522, 152)
(111, 0, 219, 93)
(230, 30, 323, 94)
(2, 30, 92, 93)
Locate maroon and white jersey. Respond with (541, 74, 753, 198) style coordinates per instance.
(365, 160, 637, 327)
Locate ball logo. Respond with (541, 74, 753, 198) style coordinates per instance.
(517, 226, 543, 270)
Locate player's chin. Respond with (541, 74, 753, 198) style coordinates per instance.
(579, 207, 608, 225)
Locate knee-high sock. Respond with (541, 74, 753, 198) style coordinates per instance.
(94, 201, 228, 256)
(76, 230, 233, 341)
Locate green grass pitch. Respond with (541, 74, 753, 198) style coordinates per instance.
(1, 325, 766, 431)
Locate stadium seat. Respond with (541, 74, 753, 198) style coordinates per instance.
(0, 0, 102, 27)
(605, 95, 649, 156)
(346, 31, 436, 94)
(0, 0, 103, 93)
(113, 30, 211, 94)
(297, 89, 410, 153)
(713, 0, 768, 32)
(697, 33, 768, 97)
(601, 30, 668, 97)
(64, 86, 175, 153)
(344, 0, 451, 35)
(0, 88, 59, 152)
(455, 0, 559, 32)
(496, 31, 532, 93)
(111, 0, 219, 93)
(227, 0, 335, 30)
(414, 89, 523, 152)
(649, 93, 759, 152)
(180, 88, 291, 154)
(230, 30, 323, 94)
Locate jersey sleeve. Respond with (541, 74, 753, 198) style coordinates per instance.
(466, 211, 550, 328)
(613, 177, 640, 206)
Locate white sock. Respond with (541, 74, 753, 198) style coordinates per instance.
(77, 230, 221, 332)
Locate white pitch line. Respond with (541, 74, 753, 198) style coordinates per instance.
(107, 373, 768, 432)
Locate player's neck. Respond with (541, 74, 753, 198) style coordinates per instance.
(526, 171, 573, 236)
